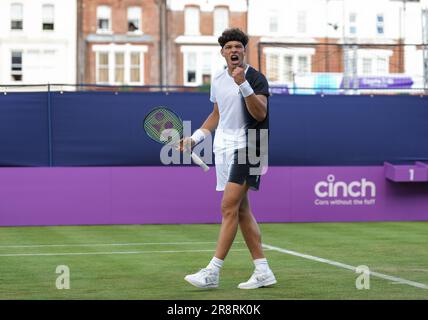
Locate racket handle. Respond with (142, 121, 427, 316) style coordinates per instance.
(191, 152, 210, 172)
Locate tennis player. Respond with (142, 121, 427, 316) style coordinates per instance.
(178, 28, 276, 289)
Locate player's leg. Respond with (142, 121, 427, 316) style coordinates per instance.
(214, 181, 250, 260)
(184, 181, 248, 289)
(238, 193, 264, 259)
(237, 193, 277, 289)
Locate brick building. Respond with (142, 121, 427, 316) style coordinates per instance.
(77, 0, 160, 86)
(166, 0, 248, 87)
(248, 0, 426, 93)
(73, 0, 427, 90)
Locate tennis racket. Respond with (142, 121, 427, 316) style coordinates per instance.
(143, 106, 209, 172)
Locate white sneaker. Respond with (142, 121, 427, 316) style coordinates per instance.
(184, 268, 219, 288)
(238, 269, 277, 289)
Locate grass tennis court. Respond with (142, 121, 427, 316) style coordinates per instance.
(0, 222, 427, 300)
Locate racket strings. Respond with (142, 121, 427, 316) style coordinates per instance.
(144, 108, 183, 144)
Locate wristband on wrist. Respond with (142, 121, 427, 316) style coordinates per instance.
(190, 129, 208, 145)
(239, 80, 254, 98)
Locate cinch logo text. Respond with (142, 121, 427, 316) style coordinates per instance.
(315, 175, 376, 198)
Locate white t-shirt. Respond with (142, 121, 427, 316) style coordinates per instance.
(210, 66, 250, 155)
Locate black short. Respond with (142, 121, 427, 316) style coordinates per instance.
(227, 148, 263, 191)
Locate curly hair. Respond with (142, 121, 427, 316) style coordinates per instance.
(218, 28, 249, 48)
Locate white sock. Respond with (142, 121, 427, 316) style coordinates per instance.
(206, 257, 223, 272)
(254, 258, 269, 272)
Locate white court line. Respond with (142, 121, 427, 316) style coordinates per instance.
(0, 248, 262, 257)
(0, 241, 243, 249)
(262, 243, 428, 290)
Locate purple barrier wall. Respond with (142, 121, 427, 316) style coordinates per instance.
(1, 166, 428, 227)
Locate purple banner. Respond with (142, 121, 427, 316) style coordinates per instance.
(0, 166, 428, 227)
(341, 76, 414, 89)
(269, 86, 290, 95)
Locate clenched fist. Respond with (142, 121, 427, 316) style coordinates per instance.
(231, 66, 246, 85)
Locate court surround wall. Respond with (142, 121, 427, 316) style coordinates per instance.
(0, 92, 427, 225)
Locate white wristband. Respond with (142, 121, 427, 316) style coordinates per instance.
(239, 80, 254, 98)
(191, 129, 208, 145)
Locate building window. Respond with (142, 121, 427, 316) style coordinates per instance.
(201, 52, 212, 84)
(97, 6, 111, 33)
(362, 58, 372, 75)
(265, 49, 314, 84)
(283, 56, 293, 83)
(11, 51, 23, 81)
(97, 52, 109, 83)
(130, 52, 141, 83)
(266, 54, 279, 82)
(115, 53, 125, 84)
(11, 3, 23, 30)
(268, 10, 279, 34)
(184, 7, 200, 35)
(95, 47, 146, 85)
(349, 13, 357, 35)
(42, 4, 55, 30)
(181, 47, 225, 86)
(128, 7, 141, 33)
(358, 49, 391, 76)
(361, 57, 389, 75)
(376, 14, 384, 35)
(298, 56, 309, 73)
(214, 7, 228, 36)
(376, 57, 388, 74)
(268, 55, 310, 83)
(297, 11, 307, 34)
(185, 52, 197, 83)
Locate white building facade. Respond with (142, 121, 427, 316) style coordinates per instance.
(167, 0, 248, 86)
(248, 0, 427, 93)
(0, 0, 77, 85)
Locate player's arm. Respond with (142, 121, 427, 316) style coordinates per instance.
(198, 102, 219, 135)
(242, 94, 267, 122)
(177, 103, 219, 151)
(232, 66, 268, 122)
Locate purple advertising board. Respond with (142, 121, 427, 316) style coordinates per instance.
(0, 166, 427, 227)
(340, 76, 414, 89)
